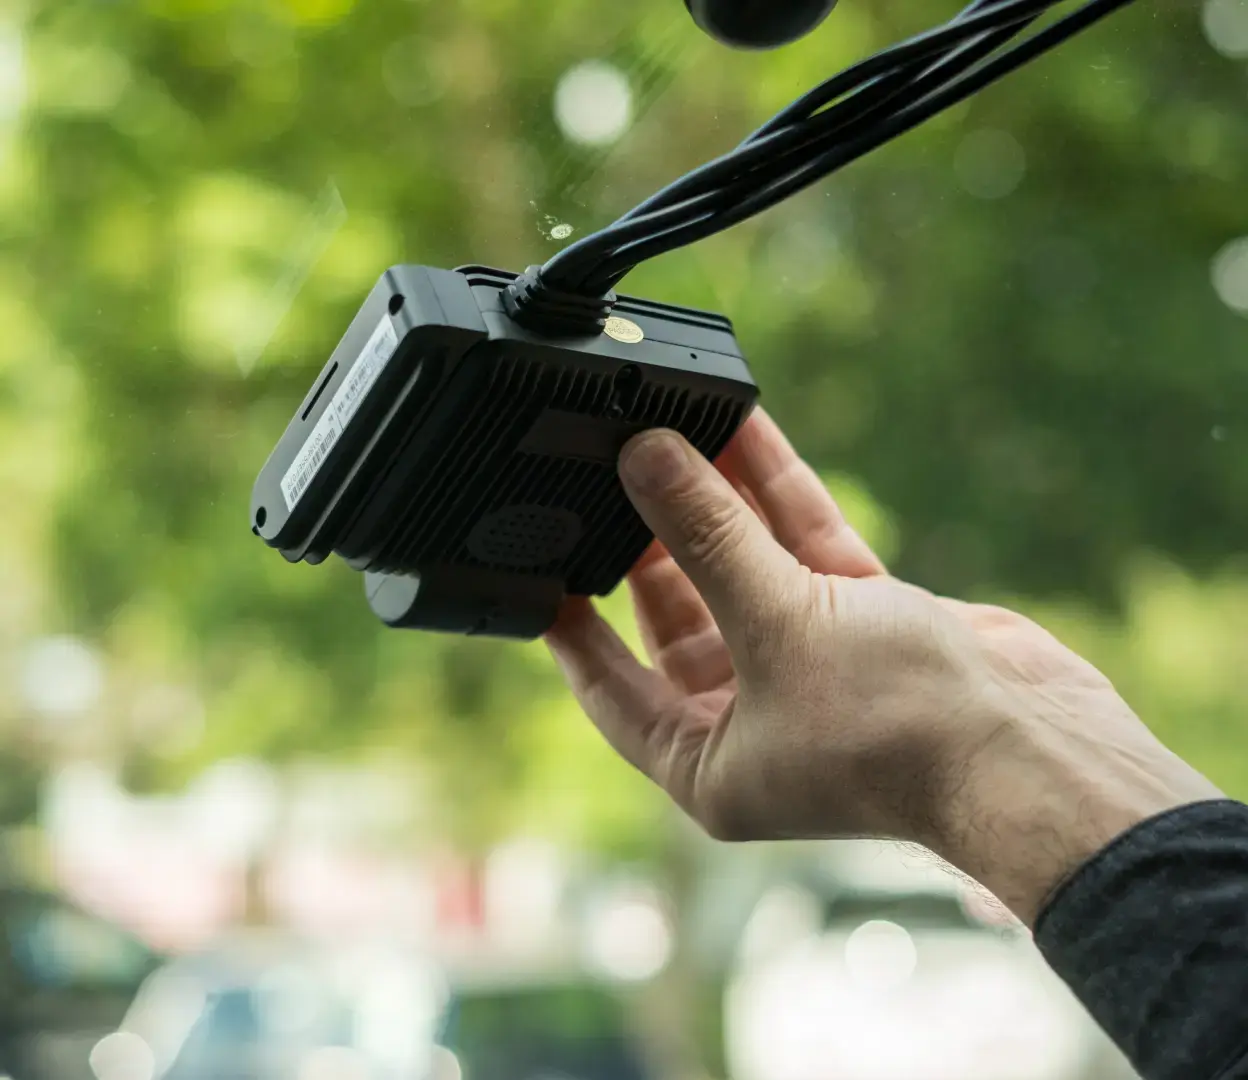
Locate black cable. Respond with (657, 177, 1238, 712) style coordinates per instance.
(543, 0, 1052, 292)
(587, 0, 1112, 290)
(585, 0, 1133, 294)
(613, 1, 1047, 230)
(749, 0, 1034, 139)
(578, 0, 1050, 266)
(536, 0, 1136, 299)
(542, 0, 1056, 291)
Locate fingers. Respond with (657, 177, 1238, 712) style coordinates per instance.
(717, 453, 774, 534)
(629, 542, 712, 650)
(544, 598, 679, 778)
(628, 543, 736, 693)
(628, 542, 713, 653)
(626, 451, 772, 680)
(721, 409, 885, 578)
(619, 430, 796, 654)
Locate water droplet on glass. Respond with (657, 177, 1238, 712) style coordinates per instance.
(549, 223, 574, 240)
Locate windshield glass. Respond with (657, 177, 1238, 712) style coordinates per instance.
(1, 4, 1242, 1080)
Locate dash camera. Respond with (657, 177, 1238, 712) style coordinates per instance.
(251, 265, 758, 640)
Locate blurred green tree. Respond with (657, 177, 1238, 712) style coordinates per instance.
(4, 0, 1246, 848)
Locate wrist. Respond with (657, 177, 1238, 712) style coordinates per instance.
(923, 690, 1223, 927)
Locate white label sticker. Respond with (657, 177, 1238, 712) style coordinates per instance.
(281, 314, 399, 511)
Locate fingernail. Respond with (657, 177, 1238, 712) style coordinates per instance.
(620, 430, 691, 496)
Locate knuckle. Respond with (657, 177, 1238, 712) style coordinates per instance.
(968, 603, 1023, 631)
(679, 496, 749, 568)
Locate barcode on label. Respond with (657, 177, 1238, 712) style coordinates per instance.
(334, 317, 397, 428)
(280, 313, 399, 512)
(335, 356, 375, 422)
(282, 422, 340, 508)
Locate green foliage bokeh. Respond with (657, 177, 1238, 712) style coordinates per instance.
(2, 0, 1246, 847)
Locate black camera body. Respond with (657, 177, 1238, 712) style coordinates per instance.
(251, 265, 758, 639)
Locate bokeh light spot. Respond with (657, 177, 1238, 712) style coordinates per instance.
(554, 61, 633, 146)
(586, 892, 672, 981)
(1211, 236, 1248, 314)
(1202, 0, 1248, 57)
(843, 919, 918, 991)
(89, 1032, 155, 1080)
(20, 635, 103, 720)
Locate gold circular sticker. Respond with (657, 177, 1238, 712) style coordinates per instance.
(604, 316, 644, 344)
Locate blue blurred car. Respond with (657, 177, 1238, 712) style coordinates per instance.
(114, 933, 654, 1080)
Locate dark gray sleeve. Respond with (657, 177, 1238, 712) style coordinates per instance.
(1033, 799, 1248, 1080)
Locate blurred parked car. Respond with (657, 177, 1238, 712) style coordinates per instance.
(441, 974, 652, 1080)
(725, 860, 1138, 1080)
(111, 933, 654, 1080)
(0, 887, 160, 1080)
(111, 933, 441, 1080)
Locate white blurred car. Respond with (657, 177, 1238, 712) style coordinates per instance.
(724, 843, 1137, 1080)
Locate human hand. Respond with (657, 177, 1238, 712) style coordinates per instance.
(545, 410, 1222, 925)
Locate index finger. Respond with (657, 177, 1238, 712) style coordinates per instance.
(720, 408, 884, 578)
(544, 597, 679, 779)
(628, 542, 735, 694)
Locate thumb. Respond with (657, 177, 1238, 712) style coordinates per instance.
(619, 430, 796, 652)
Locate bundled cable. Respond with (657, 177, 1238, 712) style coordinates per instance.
(538, 0, 1137, 299)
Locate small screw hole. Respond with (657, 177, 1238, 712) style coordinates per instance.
(610, 363, 642, 417)
(388, 294, 404, 315)
(255, 507, 267, 529)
